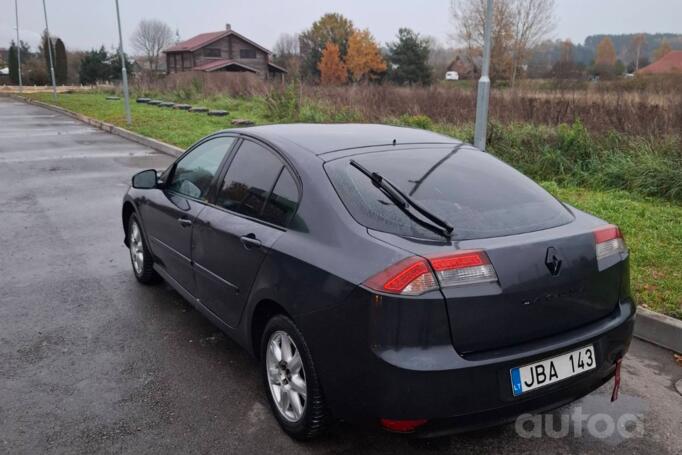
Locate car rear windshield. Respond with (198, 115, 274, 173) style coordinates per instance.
(325, 146, 574, 241)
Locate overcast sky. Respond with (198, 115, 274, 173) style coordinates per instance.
(1, 0, 681, 53)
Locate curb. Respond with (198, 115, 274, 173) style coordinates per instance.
(12, 95, 183, 158)
(634, 307, 682, 354)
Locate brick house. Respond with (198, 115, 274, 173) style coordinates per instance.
(164, 24, 287, 79)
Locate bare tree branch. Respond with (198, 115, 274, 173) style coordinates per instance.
(450, 0, 555, 84)
(131, 19, 174, 72)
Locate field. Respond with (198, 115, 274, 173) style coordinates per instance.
(25, 84, 682, 319)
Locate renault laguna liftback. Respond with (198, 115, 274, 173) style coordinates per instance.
(122, 124, 634, 440)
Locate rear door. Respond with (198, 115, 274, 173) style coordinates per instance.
(140, 136, 235, 295)
(193, 139, 300, 327)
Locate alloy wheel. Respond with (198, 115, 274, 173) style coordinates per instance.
(129, 221, 144, 275)
(266, 330, 307, 422)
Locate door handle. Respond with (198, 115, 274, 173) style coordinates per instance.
(240, 234, 262, 250)
(178, 217, 193, 228)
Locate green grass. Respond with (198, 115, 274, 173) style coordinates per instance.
(26, 92, 682, 319)
(28, 92, 268, 149)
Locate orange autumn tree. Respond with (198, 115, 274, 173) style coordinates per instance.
(345, 29, 387, 83)
(318, 42, 348, 85)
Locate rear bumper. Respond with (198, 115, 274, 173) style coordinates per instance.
(297, 292, 635, 434)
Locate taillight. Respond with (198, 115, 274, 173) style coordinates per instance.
(363, 256, 439, 296)
(363, 250, 498, 296)
(594, 224, 627, 260)
(430, 251, 498, 288)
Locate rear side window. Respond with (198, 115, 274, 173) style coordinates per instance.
(261, 169, 299, 226)
(216, 140, 299, 226)
(325, 147, 573, 241)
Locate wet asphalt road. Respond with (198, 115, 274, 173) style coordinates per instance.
(0, 97, 681, 454)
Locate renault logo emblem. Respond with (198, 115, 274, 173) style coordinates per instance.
(545, 247, 562, 276)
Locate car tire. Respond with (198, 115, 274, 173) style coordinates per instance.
(128, 214, 159, 284)
(261, 315, 330, 440)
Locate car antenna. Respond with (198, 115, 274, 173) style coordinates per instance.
(392, 139, 397, 146)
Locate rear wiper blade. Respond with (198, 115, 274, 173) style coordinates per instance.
(349, 160, 454, 238)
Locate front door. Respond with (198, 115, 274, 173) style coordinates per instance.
(193, 139, 300, 327)
(140, 136, 236, 295)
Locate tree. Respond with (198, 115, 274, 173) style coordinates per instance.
(629, 34, 646, 71)
(654, 40, 672, 61)
(595, 37, 617, 66)
(110, 51, 134, 81)
(593, 37, 617, 78)
(8, 43, 19, 84)
(273, 33, 301, 78)
(40, 30, 56, 77)
(318, 42, 347, 85)
(299, 13, 354, 80)
(55, 38, 67, 84)
(387, 28, 433, 85)
(8, 40, 31, 85)
(427, 38, 455, 81)
(345, 29, 387, 82)
(551, 39, 581, 79)
(509, 0, 556, 85)
(451, 0, 555, 84)
(131, 19, 174, 71)
(450, 0, 514, 80)
(78, 46, 110, 84)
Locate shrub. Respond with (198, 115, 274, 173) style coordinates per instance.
(264, 82, 300, 122)
(399, 114, 433, 129)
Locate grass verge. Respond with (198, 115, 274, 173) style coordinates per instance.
(25, 92, 681, 319)
(27, 92, 268, 149)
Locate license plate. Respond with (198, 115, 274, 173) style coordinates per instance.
(510, 345, 596, 396)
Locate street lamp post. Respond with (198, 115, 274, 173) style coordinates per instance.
(474, 0, 493, 150)
(114, 0, 132, 125)
(41, 0, 58, 99)
(14, 0, 23, 92)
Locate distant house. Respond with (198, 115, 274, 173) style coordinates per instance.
(0, 66, 9, 84)
(447, 54, 479, 80)
(132, 57, 167, 74)
(638, 51, 682, 75)
(163, 24, 286, 80)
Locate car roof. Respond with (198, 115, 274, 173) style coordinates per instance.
(225, 123, 460, 156)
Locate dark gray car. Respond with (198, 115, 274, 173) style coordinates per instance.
(122, 124, 634, 439)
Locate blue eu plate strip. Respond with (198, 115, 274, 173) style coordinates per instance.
(511, 368, 523, 396)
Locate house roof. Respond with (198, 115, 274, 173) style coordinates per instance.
(192, 59, 260, 73)
(638, 51, 682, 74)
(164, 29, 271, 55)
(267, 62, 288, 73)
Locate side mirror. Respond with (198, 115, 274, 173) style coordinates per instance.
(132, 169, 158, 189)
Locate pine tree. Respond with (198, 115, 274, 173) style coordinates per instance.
(386, 28, 432, 85)
(41, 30, 56, 77)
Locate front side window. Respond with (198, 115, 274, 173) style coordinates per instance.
(204, 48, 221, 58)
(216, 141, 298, 225)
(239, 48, 257, 59)
(167, 137, 235, 200)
